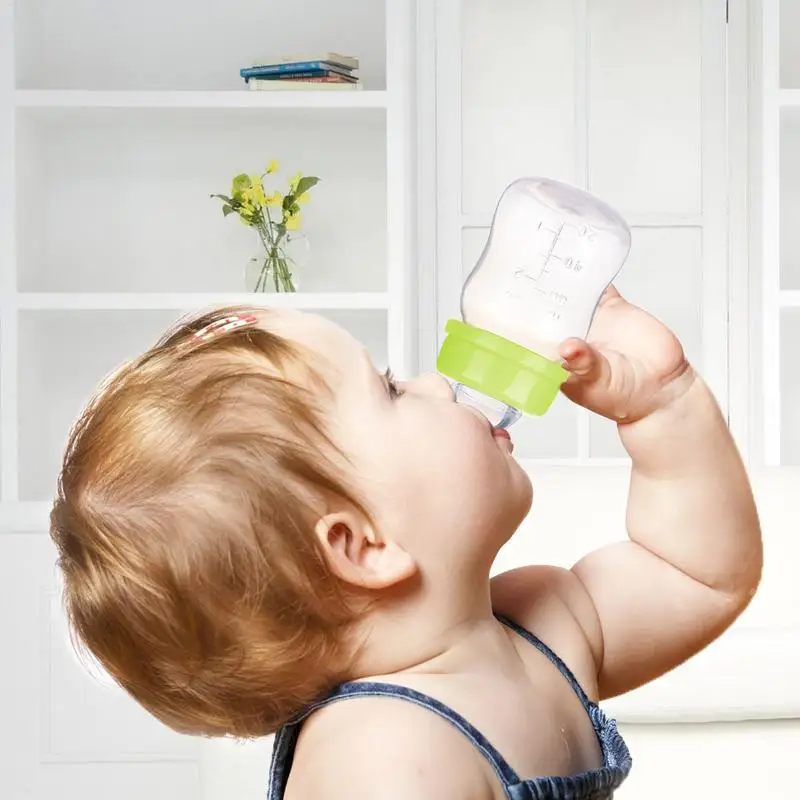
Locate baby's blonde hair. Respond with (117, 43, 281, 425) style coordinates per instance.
(49, 306, 364, 737)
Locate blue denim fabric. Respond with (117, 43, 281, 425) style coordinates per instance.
(267, 614, 632, 799)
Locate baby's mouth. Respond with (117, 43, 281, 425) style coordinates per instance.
(492, 426, 514, 452)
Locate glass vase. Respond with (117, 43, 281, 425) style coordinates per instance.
(244, 231, 310, 293)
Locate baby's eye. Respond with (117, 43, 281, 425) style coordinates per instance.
(383, 368, 404, 399)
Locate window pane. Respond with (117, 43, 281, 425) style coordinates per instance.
(780, 110, 800, 289)
(588, 0, 702, 215)
(461, 0, 577, 217)
(781, 0, 800, 89)
(780, 310, 800, 465)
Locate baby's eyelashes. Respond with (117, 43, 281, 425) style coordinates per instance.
(383, 368, 405, 399)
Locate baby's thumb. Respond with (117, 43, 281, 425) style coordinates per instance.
(559, 338, 602, 382)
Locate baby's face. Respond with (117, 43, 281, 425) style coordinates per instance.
(269, 311, 533, 570)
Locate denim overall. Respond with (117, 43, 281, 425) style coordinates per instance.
(267, 615, 632, 799)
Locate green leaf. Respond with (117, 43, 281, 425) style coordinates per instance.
(222, 205, 235, 217)
(210, 193, 233, 203)
(292, 176, 319, 201)
(232, 174, 252, 192)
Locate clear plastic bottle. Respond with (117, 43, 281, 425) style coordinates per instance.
(437, 177, 632, 427)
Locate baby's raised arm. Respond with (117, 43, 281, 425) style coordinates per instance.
(495, 286, 762, 700)
(571, 368, 761, 698)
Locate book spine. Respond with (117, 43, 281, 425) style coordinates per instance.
(276, 75, 354, 83)
(243, 70, 324, 80)
(240, 61, 352, 79)
(243, 71, 358, 83)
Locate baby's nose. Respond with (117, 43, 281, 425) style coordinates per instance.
(407, 372, 454, 401)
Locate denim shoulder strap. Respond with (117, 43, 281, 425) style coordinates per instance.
(267, 680, 520, 799)
(495, 613, 594, 712)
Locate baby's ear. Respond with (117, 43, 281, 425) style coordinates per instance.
(314, 510, 417, 589)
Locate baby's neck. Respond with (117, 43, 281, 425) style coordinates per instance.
(346, 571, 513, 682)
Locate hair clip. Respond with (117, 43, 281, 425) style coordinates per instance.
(192, 313, 259, 344)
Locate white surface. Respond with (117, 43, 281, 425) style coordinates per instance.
(617, 720, 800, 798)
(15, 90, 388, 109)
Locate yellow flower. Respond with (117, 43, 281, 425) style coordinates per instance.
(286, 212, 301, 231)
(265, 191, 283, 207)
(248, 177, 266, 206)
(289, 171, 302, 193)
(266, 160, 279, 174)
(297, 192, 311, 206)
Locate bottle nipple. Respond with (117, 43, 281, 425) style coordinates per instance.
(452, 383, 522, 429)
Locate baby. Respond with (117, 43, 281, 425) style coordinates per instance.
(50, 288, 762, 799)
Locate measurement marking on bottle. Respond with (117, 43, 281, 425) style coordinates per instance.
(513, 268, 537, 282)
(562, 256, 584, 272)
(541, 224, 564, 269)
(504, 218, 595, 299)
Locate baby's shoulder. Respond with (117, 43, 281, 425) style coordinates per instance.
(284, 696, 494, 799)
(490, 564, 603, 699)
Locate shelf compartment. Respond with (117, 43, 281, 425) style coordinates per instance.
(16, 107, 387, 294)
(15, 0, 386, 91)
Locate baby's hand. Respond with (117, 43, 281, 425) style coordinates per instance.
(558, 285, 695, 423)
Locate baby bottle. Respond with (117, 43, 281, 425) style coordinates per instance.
(437, 177, 632, 427)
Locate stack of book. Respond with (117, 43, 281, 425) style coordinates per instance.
(240, 53, 361, 91)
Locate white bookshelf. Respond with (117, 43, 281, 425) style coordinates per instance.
(0, 0, 416, 519)
(0, 1, 415, 789)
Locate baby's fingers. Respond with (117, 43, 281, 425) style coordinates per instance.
(559, 338, 604, 383)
